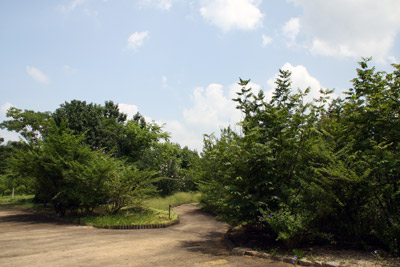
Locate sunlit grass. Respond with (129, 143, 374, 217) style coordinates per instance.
(79, 207, 178, 227)
(0, 194, 36, 208)
(145, 192, 201, 210)
(78, 192, 200, 227)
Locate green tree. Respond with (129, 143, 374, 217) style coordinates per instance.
(0, 141, 34, 196)
(0, 107, 51, 144)
(138, 142, 200, 196)
(9, 120, 159, 215)
(52, 100, 127, 152)
(9, 121, 110, 213)
(104, 164, 158, 214)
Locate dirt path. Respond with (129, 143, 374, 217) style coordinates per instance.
(0, 204, 290, 267)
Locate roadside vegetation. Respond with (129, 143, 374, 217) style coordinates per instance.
(0, 194, 36, 208)
(198, 58, 400, 256)
(0, 192, 199, 227)
(0, 58, 399, 258)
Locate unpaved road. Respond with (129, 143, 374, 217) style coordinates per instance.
(0, 204, 290, 267)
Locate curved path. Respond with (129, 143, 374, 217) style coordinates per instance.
(0, 204, 290, 267)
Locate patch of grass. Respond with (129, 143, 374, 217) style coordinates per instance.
(77, 208, 178, 227)
(0, 195, 36, 209)
(80, 192, 200, 228)
(145, 192, 201, 210)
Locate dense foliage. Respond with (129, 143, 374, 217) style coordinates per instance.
(0, 100, 199, 214)
(199, 58, 399, 254)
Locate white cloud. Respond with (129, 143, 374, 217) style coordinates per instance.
(162, 81, 260, 151)
(157, 82, 259, 151)
(162, 119, 204, 151)
(118, 103, 138, 120)
(282, 17, 300, 46)
(200, 0, 263, 31)
(262, 34, 272, 47)
(127, 31, 149, 50)
(266, 62, 337, 104)
(162, 75, 168, 88)
(183, 84, 241, 133)
(26, 66, 50, 84)
(388, 56, 399, 64)
(289, 0, 400, 63)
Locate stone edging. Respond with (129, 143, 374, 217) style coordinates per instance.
(231, 247, 342, 267)
(224, 229, 342, 267)
(99, 218, 180, 230)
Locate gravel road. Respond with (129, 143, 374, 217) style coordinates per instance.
(0, 204, 290, 267)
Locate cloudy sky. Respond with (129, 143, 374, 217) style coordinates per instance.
(1, 0, 400, 151)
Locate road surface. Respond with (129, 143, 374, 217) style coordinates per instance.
(0, 204, 290, 267)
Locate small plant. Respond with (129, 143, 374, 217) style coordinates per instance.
(270, 248, 278, 257)
(292, 249, 305, 259)
(306, 252, 315, 262)
(292, 248, 305, 265)
(371, 249, 381, 264)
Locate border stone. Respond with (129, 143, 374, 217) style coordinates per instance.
(298, 259, 314, 266)
(324, 262, 340, 267)
(258, 252, 271, 259)
(244, 250, 259, 256)
(231, 247, 249, 256)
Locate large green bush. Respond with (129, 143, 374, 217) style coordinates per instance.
(8, 121, 158, 215)
(199, 59, 400, 254)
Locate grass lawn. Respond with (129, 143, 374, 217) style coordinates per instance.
(79, 207, 178, 227)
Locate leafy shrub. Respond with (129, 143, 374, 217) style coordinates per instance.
(199, 59, 400, 254)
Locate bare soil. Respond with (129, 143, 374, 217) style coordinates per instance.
(0, 204, 290, 267)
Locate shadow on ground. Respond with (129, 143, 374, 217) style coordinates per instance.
(0, 207, 74, 226)
(179, 231, 229, 256)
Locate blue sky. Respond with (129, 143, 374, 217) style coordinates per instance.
(1, 0, 400, 151)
